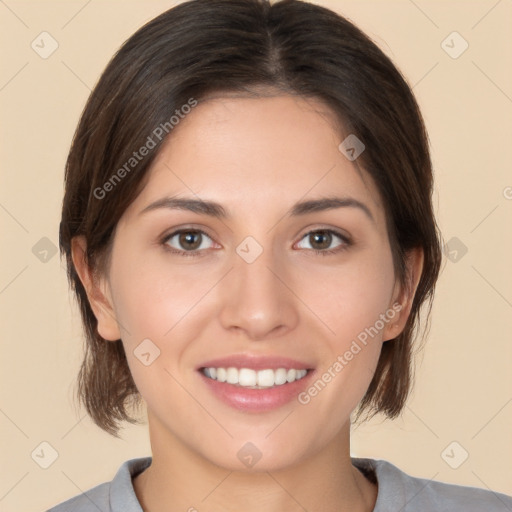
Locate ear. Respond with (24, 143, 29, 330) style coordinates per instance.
(382, 247, 424, 342)
(71, 236, 122, 341)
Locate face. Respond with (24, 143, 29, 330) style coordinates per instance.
(79, 94, 415, 471)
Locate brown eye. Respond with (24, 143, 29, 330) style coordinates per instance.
(178, 231, 202, 250)
(296, 229, 351, 255)
(309, 230, 333, 250)
(163, 229, 214, 255)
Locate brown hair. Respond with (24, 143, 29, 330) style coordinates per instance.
(59, 0, 442, 437)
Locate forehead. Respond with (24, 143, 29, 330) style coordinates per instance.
(123, 94, 385, 226)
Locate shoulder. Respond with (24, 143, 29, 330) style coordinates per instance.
(45, 457, 152, 512)
(352, 457, 512, 512)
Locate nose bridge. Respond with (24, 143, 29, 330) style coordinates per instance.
(218, 235, 298, 338)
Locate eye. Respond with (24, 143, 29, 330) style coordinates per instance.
(162, 229, 216, 257)
(295, 229, 351, 256)
(161, 227, 352, 258)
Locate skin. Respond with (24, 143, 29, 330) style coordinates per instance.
(72, 94, 423, 512)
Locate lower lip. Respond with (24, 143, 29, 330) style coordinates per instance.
(198, 370, 315, 412)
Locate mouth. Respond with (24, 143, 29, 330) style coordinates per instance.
(196, 354, 315, 412)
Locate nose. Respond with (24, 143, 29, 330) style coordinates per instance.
(218, 242, 299, 341)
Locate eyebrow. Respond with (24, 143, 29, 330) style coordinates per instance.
(139, 195, 375, 223)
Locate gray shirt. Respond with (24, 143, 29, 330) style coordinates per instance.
(46, 456, 512, 511)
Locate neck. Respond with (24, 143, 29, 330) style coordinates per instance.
(133, 415, 377, 512)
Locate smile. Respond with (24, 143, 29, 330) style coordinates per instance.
(201, 367, 309, 389)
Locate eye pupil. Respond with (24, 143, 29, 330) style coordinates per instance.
(310, 230, 331, 250)
(180, 231, 201, 250)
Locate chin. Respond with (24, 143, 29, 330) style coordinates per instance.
(194, 431, 327, 474)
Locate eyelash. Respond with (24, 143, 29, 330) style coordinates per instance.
(160, 228, 352, 258)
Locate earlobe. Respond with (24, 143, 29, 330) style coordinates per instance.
(382, 247, 424, 342)
(71, 236, 122, 341)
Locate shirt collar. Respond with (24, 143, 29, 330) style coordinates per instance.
(110, 456, 152, 511)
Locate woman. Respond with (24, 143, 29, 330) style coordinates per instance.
(50, 0, 512, 510)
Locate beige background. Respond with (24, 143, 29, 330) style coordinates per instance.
(1, 0, 511, 510)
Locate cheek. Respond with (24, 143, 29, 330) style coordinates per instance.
(298, 249, 395, 408)
(107, 255, 220, 399)
(110, 263, 204, 418)
(109, 252, 213, 343)
(307, 247, 396, 344)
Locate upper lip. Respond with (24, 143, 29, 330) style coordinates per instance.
(197, 353, 314, 371)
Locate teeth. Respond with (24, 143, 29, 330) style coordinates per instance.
(257, 369, 274, 387)
(275, 368, 287, 385)
(202, 367, 309, 388)
(216, 367, 227, 382)
(239, 368, 257, 387)
(286, 369, 297, 382)
(226, 367, 238, 384)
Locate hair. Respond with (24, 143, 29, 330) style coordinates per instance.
(59, 0, 442, 437)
